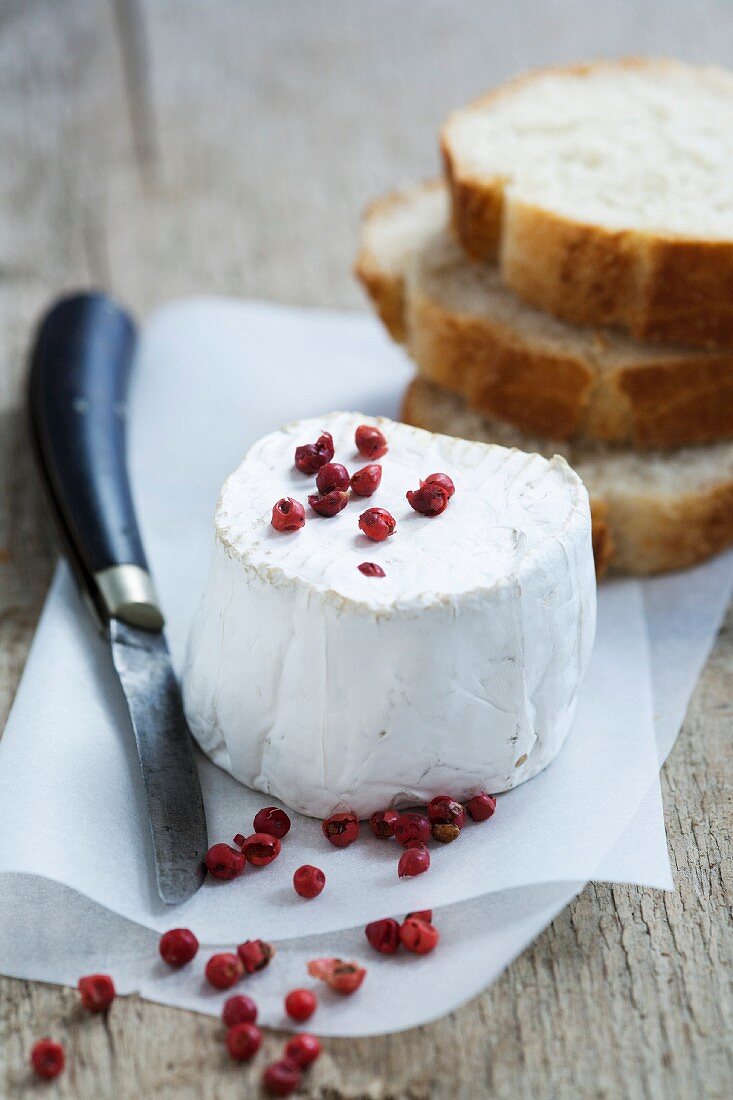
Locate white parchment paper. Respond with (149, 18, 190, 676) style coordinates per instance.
(1, 300, 730, 1034)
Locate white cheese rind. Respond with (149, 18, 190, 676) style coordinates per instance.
(183, 413, 596, 817)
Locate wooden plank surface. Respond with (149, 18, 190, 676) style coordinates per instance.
(1, 1, 731, 1096)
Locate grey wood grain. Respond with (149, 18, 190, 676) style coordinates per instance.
(1, 1, 731, 1096)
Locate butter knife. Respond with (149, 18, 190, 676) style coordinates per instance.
(28, 292, 208, 904)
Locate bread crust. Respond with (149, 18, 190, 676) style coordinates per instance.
(615, 351, 733, 447)
(411, 282, 733, 446)
(441, 58, 733, 349)
(602, 480, 733, 575)
(353, 196, 407, 341)
(587, 499, 615, 579)
(357, 183, 733, 447)
(356, 262, 406, 343)
(354, 182, 445, 343)
(401, 378, 733, 576)
(408, 284, 596, 439)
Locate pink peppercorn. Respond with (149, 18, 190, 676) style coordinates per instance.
(406, 482, 450, 516)
(285, 1032, 322, 1068)
(30, 1039, 65, 1080)
(205, 842, 246, 880)
(370, 808, 399, 838)
(358, 561, 386, 577)
(237, 939, 275, 974)
(241, 832, 282, 866)
(355, 424, 388, 459)
(159, 928, 199, 967)
(252, 806, 291, 838)
(232, 832, 246, 848)
(406, 909, 433, 924)
(316, 462, 350, 494)
(428, 795, 466, 829)
(394, 812, 431, 847)
(466, 792, 497, 822)
(78, 974, 115, 1012)
(365, 918, 401, 955)
(226, 1021, 263, 1062)
(307, 957, 366, 994)
(350, 463, 382, 496)
(263, 1059, 302, 1096)
(271, 497, 306, 532)
(428, 795, 466, 843)
(284, 988, 318, 1021)
(293, 864, 326, 899)
(205, 952, 244, 990)
(308, 489, 349, 517)
(294, 431, 334, 474)
(400, 917, 440, 955)
(336, 961, 368, 990)
(222, 994, 258, 1027)
(422, 472, 455, 497)
(398, 843, 430, 878)
(359, 507, 396, 541)
(322, 811, 360, 848)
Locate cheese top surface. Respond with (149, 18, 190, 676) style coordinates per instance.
(216, 412, 587, 612)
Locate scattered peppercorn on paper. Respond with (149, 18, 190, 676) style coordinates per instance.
(1, 299, 732, 1036)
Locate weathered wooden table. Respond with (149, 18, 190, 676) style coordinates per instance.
(1, 2, 731, 1096)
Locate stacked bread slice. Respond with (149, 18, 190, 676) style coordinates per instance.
(356, 59, 733, 575)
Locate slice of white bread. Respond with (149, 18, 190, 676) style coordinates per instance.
(355, 182, 447, 343)
(355, 181, 733, 447)
(441, 59, 733, 348)
(402, 376, 733, 576)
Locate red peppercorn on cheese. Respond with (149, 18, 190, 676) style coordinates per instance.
(184, 413, 595, 817)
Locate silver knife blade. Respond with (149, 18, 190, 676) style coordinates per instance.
(110, 618, 207, 904)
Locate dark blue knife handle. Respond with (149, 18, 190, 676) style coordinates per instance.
(28, 292, 164, 631)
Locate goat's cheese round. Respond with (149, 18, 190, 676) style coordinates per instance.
(183, 413, 596, 818)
